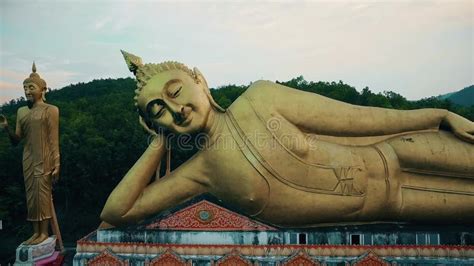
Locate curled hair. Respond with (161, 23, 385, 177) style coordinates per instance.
(133, 61, 199, 107)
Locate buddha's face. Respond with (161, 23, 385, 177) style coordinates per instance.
(137, 69, 213, 134)
(23, 82, 43, 103)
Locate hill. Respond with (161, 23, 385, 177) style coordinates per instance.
(1, 76, 473, 263)
(438, 85, 474, 106)
(445, 85, 474, 106)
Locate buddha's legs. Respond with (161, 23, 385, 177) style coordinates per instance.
(386, 131, 474, 223)
(396, 171, 474, 223)
(23, 173, 53, 245)
(23, 222, 39, 245)
(387, 130, 474, 176)
(30, 219, 49, 245)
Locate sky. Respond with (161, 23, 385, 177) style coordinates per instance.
(0, 0, 473, 104)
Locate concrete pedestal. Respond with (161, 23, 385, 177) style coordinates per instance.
(14, 236, 56, 266)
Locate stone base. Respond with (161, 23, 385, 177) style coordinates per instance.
(14, 236, 56, 266)
(36, 251, 62, 266)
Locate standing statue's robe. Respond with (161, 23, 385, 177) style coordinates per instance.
(18, 103, 60, 221)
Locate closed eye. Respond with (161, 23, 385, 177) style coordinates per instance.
(146, 99, 166, 119)
(171, 86, 182, 98)
(153, 105, 165, 118)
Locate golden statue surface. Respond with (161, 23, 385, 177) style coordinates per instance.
(100, 51, 474, 228)
(1, 63, 60, 244)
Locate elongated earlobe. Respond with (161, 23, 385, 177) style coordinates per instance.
(193, 67, 225, 113)
(139, 116, 158, 136)
(193, 67, 207, 87)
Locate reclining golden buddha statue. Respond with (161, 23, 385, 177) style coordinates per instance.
(100, 51, 474, 228)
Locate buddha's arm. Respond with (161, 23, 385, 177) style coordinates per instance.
(100, 136, 208, 226)
(3, 123, 21, 146)
(119, 168, 208, 225)
(1, 109, 23, 145)
(100, 135, 166, 224)
(248, 81, 451, 137)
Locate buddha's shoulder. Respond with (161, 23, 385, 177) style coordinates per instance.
(17, 106, 29, 118)
(43, 103, 59, 113)
(18, 106, 29, 113)
(42, 103, 58, 108)
(245, 80, 277, 96)
(227, 80, 274, 108)
(228, 80, 281, 113)
(243, 80, 294, 100)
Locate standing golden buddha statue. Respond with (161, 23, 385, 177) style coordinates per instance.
(1, 63, 60, 245)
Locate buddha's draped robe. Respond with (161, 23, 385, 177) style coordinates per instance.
(19, 103, 59, 221)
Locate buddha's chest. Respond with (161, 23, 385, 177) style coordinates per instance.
(21, 108, 47, 135)
(203, 132, 271, 217)
(221, 98, 368, 197)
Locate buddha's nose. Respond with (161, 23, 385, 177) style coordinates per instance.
(163, 99, 180, 113)
(171, 105, 183, 114)
(165, 100, 185, 122)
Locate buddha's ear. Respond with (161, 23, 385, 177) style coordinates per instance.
(193, 67, 208, 88)
(193, 67, 226, 113)
(139, 116, 158, 136)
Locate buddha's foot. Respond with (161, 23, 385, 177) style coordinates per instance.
(29, 234, 48, 245)
(23, 233, 39, 245)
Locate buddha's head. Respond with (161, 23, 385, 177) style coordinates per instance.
(23, 62, 47, 105)
(121, 50, 225, 135)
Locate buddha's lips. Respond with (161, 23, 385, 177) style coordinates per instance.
(177, 114, 193, 126)
(176, 109, 193, 126)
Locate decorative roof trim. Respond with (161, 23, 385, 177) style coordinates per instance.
(281, 249, 321, 266)
(86, 248, 128, 266)
(145, 200, 276, 231)
(215, 249, 253, 266)
(352, 251, 391, 266)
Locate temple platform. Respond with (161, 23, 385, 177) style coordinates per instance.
(73, 195, 474, 265)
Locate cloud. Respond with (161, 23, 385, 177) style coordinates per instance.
(0, 82, 23, 104)
(1, 1, 472, 103)
(94, 16, 112, 31)
(0, 69, 26, 80)
(43, 70, 80, 89)
(0, 66, 80, 89)
(0, 80, 19, 91)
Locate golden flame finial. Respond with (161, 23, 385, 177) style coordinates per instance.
(121, 50, 143, 75)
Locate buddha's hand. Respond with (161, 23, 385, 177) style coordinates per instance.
(0, 114, 8, 130)
(51, 166, 60, 184)
(443, 112, 474, 143)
